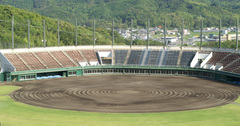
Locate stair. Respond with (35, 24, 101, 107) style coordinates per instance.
(177, 50, 183, 67)
(16, 53, 32, 70)
(217, 53, 232, 65)
(32, 52, 48, 69)
(112, 49, 115, 65)
(48, 52, 63, 67)
(62, 51, 79, 66)
(223, 57, 240, 70)
(159, 50, 166, 66)
(124, 49, 131, 65)
(141, 49, 148, 66)
(78, 50, 88, 63)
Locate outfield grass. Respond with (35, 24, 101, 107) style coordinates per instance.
(0, 85, 240, 126)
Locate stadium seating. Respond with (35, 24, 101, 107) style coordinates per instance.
(115, 50, 128, 65)
(65, 50, 86, 63)
(223, 58, 240, 72)
(165, 51, 180, 66)
(3, 48, 240, 76)
(4, 54, 30, 71)
(127, 50, 145, 65)
(145, 50, 162, 66)
(50, 51, 77, 67)
(34, 52, 61, 69)
(218, 53, 240, 67)
(207, 52, 230, 65)
(179, 51, 196, 67)
(18, 53, 46, 70)
(81, 50, 98, 62)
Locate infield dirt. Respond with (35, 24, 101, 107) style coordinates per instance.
(9, 75, 240, 113)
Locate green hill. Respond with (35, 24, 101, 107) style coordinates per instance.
(0, 5, 135, 48)
(0, 0, 239, 29)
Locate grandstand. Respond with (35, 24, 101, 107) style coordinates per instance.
(0, 46, 240, 83)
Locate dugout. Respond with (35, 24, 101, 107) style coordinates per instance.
(5, 67, 83, 81)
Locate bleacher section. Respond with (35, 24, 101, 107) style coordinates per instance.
(81, 50, 98, 62)
(223, 58, 240, 72)
(3, 47, 240, 75)
(180, 51, 196, 67)
(127, 50, 145, 65)
(233, 68, 240, 74)
(4, 54, 30, 71)
(207, 52, 230, 65)
(218, 53, 240, 67)
(165, 51, 180, 66)
(18, 53, 46, 70)
(65, 50, 86, 63)
(35, 52, 62, 69)
(144, 50, 162, 66)
(115, 50, 128, 65)
(160, 50, 169, 66)
(2, 50, 101, 71)
(50, 51, 77, 68)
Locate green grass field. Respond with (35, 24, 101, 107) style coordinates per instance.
(0, 85, 240, 126)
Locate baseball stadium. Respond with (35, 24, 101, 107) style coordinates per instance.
(0, 13, 240, 125)
(0, 44, 240, 125)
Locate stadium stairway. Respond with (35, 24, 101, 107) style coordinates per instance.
(78, 50, 88, 63)
(177, 51, 183, 67)
(217, 53, 232, 66)
(48, 52, 64, 67)
(62, 51, 79, 66)
(141, 49, 149, 66)
(32, 53, 49, 69)
(123, 50, 130, 65)
(112, 49, 115, 65)
(16, 54, 32, 70)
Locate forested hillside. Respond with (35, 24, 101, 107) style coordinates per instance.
(0, 0, 239, 29)
(0, 5, 134, 48)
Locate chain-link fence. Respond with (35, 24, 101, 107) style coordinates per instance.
(0, 17, 239, 49)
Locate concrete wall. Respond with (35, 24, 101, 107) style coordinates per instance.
(0, 52, 15, 72)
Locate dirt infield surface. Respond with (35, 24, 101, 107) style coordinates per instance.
(9, 75, 240, 113)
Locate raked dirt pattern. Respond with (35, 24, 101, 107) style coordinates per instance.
(9, 75, 240, 113)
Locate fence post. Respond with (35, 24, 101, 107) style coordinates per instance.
(112, 19, 114, 47)
(131, 19, 133, 48)
(28, 19, 30, 48)
(236, 19, 239, 51)
(219, 19, 221, 50)
(58, 19, 60, 47)
(43, 19, 46, 48)
(147, 19, 150, 49)
(200, 18, 203, 50)
(181, 18, 184, 49)
(75, 19, 78, 46)
(12, 15, 14, 49)
(93, 19, 95, 46)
